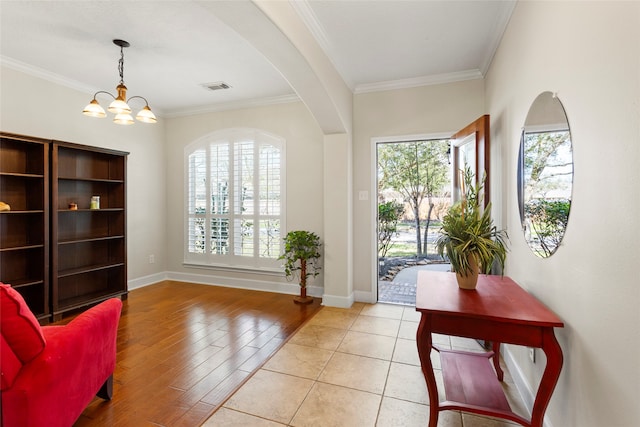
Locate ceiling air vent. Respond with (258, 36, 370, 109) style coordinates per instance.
(202, 81, 231, 91)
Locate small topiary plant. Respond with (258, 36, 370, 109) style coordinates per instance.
(279, 230, 322, 304)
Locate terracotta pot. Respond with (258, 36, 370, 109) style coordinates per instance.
(455, 255, 479, 290)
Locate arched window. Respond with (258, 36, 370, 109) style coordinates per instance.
(185, 128, 285, 270)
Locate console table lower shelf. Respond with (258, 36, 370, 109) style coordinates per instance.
(435, 346, 528, 425)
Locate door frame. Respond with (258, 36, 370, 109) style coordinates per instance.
(370, 116, 490, 304)
(370, 132, 453, 304)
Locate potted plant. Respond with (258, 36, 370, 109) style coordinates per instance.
(279, 230, 322, 304)
(436, 167, 508, 289)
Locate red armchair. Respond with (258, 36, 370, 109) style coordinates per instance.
(1, 283, 122, 427)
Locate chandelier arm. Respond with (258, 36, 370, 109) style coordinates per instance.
(91, 90, 117, 101)
(126, 95, 150, 106)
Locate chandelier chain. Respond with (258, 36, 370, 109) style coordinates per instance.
(118, 45, 125, 85)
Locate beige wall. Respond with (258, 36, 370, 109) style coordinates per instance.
(0, 66, 167, 285)
(486, 2, 640, 426)
(352, 79, 486, 300)
(4, 3, 640, 422)
(164, 101, 326, 294)
(322, 133, 353, 306)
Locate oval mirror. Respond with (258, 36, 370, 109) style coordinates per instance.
(518, 92, 573, 257)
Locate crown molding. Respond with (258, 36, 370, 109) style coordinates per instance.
(289, 0, 503, 95)
(290, 0, 355, 90)
(354, 69, 484, 94)
(290, 0, 332, 58)
(0, 55, 97, 95)
(479, 0, 517, 75)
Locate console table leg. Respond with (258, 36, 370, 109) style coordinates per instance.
(416, 314, 439, 427)
(492, 341, 504, 381)
(531, 329, 563, 427)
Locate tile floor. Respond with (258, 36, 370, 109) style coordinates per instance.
(203, 303, 529, 426)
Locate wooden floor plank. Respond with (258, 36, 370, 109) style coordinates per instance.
(200, 369, 252, 406)
(70, 280, 323, 426)
(170, 401, 216, 427)
(239, 336, 286, 373)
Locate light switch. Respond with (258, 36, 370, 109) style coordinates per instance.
(358, 191, 368, 201)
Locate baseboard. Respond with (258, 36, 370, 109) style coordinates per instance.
(128, 270, 365, 308)
(503, 345, 555, 427)
(354, 289, 376, 304)
(128, 272, 169, 290)
(321, 292, 355, 308)
(165, 270, 323, 297)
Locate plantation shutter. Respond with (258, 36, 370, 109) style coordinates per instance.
(187, 148, 207, 254)
(233, 140, 254, 257)
(259, 143, 281, 258)
(210, 142, 230, 255)
(185, 130, 284, 269)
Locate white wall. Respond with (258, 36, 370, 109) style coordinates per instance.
(486, 2, 640, 426)
(352, 79, 486, 301)
(0, 66, 167, 286)
(164, 101, 326, 294)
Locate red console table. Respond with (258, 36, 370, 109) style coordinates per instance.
(415, 271, 564, 427)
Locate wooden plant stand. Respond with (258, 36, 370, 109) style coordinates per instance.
(293, 286, 314, 304)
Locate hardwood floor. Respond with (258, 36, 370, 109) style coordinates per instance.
(71, 281, 323, 427)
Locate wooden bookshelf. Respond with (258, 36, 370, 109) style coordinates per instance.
(0, 133, 50, 322)
(51, 141, 128, 320)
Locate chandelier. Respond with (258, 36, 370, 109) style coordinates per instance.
(82, 39, 156, 125)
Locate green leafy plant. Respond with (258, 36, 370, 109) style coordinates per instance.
(524, 198, 570, 257)
(279, 230, 322, 289)
(378, 200, 405, 257)
(436, 167, 508, 277)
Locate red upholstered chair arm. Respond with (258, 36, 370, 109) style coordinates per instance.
(3, 298, 122, 427)
(55, 298, 123, 376)
(45, 298, 123, 385)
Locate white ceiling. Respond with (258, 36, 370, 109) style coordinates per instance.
(0, 0, 515, 118)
